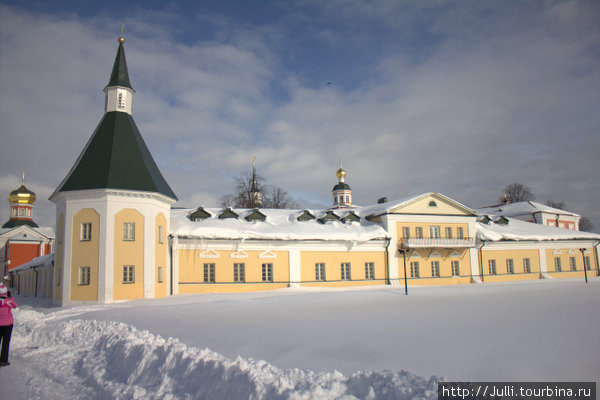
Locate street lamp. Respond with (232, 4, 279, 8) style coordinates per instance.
(580, 248, 588, 284)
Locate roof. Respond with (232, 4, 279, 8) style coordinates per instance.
(106, 41, 133, 90)
(172, 207, 388, 242)
(51, 111, 177, 200)
(1, 219, 39, 229)
(476, 201, 580, 218)
(0, 225, 54, 240)
(333, 182, 351, 191)
(360, 192, 477, 218)
(476, 217, 600, 241)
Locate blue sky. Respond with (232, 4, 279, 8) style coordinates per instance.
(1, 0, 599, 230)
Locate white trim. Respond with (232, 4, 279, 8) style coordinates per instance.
(230, 250, 248, 259)
(198, 249, 219, 258)
(258, 250, 277, 259)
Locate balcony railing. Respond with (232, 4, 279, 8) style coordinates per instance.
(400, 237, 476, 249)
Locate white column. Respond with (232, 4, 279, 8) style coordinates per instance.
(288, 249, 301, 287)
(171, 236, 179, 295)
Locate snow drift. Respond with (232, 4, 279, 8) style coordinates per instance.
(13, 308, 439, 400)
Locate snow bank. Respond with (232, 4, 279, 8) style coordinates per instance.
(13, 307, 439, 400)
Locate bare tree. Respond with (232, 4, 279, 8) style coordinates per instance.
(219, 172, 297, 209)
(579, 217, 594, 232)
(545, 200, 566, 210)
(501, 183, 534, 203)
(263, 186, 298, 209)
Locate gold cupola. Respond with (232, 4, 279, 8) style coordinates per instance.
(9, 173, 36, 205)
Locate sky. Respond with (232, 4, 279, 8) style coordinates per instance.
(1, 0, 599, 231)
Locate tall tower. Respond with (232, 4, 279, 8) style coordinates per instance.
(250, 156, 262, 208)
(49, 34, 177, 305)
(332, 162, 353, 209)
(2, 173, 38, 228)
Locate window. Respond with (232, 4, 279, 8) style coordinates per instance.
(123, 222, 135, 241)
(569, 257, 576, 271)
(456, 227, 464, 239)
(157, 266, 164, 283)
(118, 91, 126, 109)
(506, 259, 514, 274)
(554, 257, 562, 272)
(410, 261, 420, 278)
(584, 256, 591, 270)
(429, 226, 441, 238)
(445, 227, 453, 239)
(262, 263, 273, 282)
(415, 227, 423, 239)
(123, 265, 135, 284)
(158, 225, 164, 244)
(79, 266, 90, 285)
(341, 263, 351, 280)
(488, 260, 497, 275)
(431, 261, 440, 277)
(234, 263, 245, 282)
(523, 258, 531, 273)
(451, 261, 460, 276)
(402, 227, 410, 239)
(365, 262, 375, 280)
(204, 263, 215, 283)
(315, 263, 326, 281)
(81, 223, 92, 241)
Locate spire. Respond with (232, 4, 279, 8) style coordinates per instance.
(250, 156, 262, 208)
(106, 30, 133, 90)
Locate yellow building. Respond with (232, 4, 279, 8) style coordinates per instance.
(8, 35, 598, 305)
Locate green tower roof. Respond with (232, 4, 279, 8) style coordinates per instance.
(51, 111, 177, 200)
(106, 41, 133, 90)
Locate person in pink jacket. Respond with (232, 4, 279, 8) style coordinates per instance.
(0, 282, 17, 367)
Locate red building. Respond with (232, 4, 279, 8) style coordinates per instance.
(1, 174, 54, 277)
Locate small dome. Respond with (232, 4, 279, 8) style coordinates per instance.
(333, 182, 351, 191)
(336, 167, 346, 180)
(9, 175, 36, 204)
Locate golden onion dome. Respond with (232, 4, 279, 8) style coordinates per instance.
(8, 174, 36, 204)
(336, 167, 346, 180)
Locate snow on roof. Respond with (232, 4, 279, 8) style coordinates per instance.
(476, 217, 600, 242)
(171, 208, 389, 242)
(0, 226, 55, 239)
(476, 201, 580, 218)
(8, 253, 55, 273)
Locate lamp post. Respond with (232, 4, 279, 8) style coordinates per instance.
(399, 248, 408, 295)
(580, 248, 588, 283)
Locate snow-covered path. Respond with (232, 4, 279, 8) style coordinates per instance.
(1, 279, 598, 399)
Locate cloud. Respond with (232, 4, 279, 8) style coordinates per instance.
(1, 1, 599, 231)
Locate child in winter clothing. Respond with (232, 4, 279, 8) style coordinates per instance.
(0, 282, 17, 367)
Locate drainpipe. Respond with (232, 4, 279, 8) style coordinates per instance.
(398, 248, 408, 295)
(384, 238, 391, 285)
(168, 234, 174, 296)
(478, 240, 486, 283)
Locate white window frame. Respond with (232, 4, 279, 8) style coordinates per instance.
(79, 266, 91, 286)
(569, 257, 576, 271)
(584, 256, 591, 270)
(429, 226, 441, 239)
(158, 225, 164, 244)
(402, 227, 410, 239)
(123, 222, 135, 241)
(523, 258, 531, 273)
(506, 259, 514, 274)
(234, 263, 245, 283)
(81, 223, 92, 241)
(341, 262, 351, 280)
(445, 227, 452, 239)
(410, 261, 420, 278)
(488, 259, 497, 275)
(262, 263, 273, 282)
(415, 227, 423, 239)
(451, 260, 460, 276)
(365, 262, 375, 280)
(431, 261, 440, 277)
(554, 257, 562, 272)
(157, 266, 164, 283)
(456, 227, 464, 239)
(123, 265, 135, 284)
(315, 263, 326, 281)
(204, 263, 215, 283)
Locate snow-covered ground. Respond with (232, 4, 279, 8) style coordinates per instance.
(1, 278, 598, 399)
